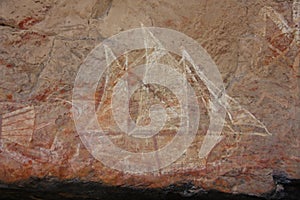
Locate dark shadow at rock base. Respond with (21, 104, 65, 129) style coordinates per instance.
(0, 177, 299, 200)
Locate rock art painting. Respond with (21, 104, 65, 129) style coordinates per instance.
(0, 0, 299, 199)
(0, 106, 35, 146)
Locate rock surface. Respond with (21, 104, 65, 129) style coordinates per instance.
(0, 0, 299, 198)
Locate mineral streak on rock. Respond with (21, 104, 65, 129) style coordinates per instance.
(0, 0, 299, 198)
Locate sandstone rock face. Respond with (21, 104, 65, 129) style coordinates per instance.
(0, 0, 299, 198)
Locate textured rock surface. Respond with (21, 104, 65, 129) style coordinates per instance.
(0, 0, 299, 198)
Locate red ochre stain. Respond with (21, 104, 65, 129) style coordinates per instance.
(6, 94, 13, 100)
(34, 88, 51, 101)
(34, 85, 59, 101)
(164, 19, 175, 27)
(12, 32, 47, 47)
(21, 32, 46, 40)
(0, 59, 14, 68)
(6, 64, 13, 68)
(250, 87, 258, 91)
(18, 17, 41, 30)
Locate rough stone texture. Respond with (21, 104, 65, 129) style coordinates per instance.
(0, 0, 299, 198)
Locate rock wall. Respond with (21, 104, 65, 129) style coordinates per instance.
(0, 0, 299, 198)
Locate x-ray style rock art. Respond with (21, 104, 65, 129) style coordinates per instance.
(259, 1, 300, 44)
(72, 26, 272, 174)
(237, 1, 299, 110)
(0, 103, 68, 165)
(0, 106, 42, 164)
(0, 106, 35, 146)
(259, 1, 300, 67)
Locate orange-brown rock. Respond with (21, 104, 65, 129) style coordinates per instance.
(0, 0, 299, 198)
